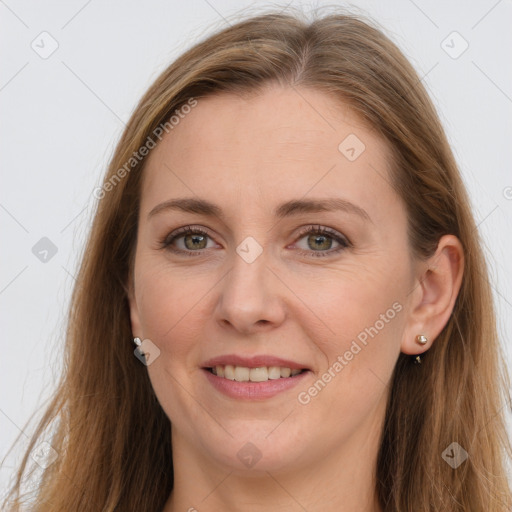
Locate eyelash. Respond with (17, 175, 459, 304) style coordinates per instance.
(160, 224, 351, 258)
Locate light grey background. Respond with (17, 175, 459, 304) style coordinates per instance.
(1, 0, 511, 495)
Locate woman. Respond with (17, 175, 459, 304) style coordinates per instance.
(4, 9, 511, 512)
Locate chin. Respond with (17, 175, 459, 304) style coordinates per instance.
(197, 425, 308, 474)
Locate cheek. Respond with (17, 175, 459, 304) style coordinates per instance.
(294, 257, 409, 408)
(134, 259, 207, 359)
(134, 261, 214, 425)
(298, 256, 408, 347)
(293, 272, 406, 439)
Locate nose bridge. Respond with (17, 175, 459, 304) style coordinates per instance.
(215, 242, 285, 332)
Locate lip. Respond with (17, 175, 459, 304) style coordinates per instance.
(202, 367, 311, 400)
(202, 354, 309, 370)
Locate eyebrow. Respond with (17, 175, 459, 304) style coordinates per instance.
(147, 197, 372, 223)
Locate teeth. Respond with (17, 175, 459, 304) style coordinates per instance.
(268, 366, 281, 380)
(209, 365, 305, 382)
(234, 366, 250, 382)
(224, 365, 235, 380)
(249, 367, 268, 382)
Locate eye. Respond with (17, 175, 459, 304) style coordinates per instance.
(292, 225, 351, 257)
(160, 224, 351, 258)
(160, 225, 217, 255)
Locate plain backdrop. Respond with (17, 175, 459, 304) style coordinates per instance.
(1, 0, 511, 496)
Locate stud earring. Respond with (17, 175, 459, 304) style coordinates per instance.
(416, 334, 428, 345)
(133, 337, 142, 347)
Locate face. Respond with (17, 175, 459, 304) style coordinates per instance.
(129, 85, 418, 475)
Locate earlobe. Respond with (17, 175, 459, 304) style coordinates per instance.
(401, 234, 464, 355)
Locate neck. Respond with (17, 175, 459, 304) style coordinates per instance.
(162, 413, 384, 512)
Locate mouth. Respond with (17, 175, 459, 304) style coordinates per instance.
(201, 355, 311, 399)
(205, 365, 307, 382)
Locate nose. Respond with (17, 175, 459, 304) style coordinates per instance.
(214, 250, 286, 335)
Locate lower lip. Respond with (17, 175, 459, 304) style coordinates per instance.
(202, 368, 310, 400)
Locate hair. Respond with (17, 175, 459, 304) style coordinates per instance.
(3, 8, 511, 512)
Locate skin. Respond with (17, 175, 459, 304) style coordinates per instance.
(128, 85, 463, 512)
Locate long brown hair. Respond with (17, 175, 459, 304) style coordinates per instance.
(3, 9, 511, 511)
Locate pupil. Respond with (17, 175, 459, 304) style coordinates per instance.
(309, 234, 331, 251)
(186, 234, 206, 250)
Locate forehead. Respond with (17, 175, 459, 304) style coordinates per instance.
(140, 85, 398, 222)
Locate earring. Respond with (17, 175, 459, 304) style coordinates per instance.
(133, 337, 142, 347)
(414, 334, 427, 364)
(416, 334, 428, 345)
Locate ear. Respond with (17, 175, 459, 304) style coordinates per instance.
(127, 271, 143, 339)
(401, 234, 464, 355)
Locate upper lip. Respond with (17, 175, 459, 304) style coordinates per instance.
(202, 354, 310, 370)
